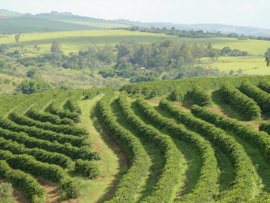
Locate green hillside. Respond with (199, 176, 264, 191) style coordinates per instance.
(0, 9, 22, 17)
(0, 17, 103, 34)
(1, 76, 270, 202)
(0, 30, 270, 55)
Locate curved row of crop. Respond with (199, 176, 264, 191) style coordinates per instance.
(121, 75, 269, 99)
(239, 81, 270, 113)
(26, 91, 75, 126)
(0, 150, 80, 199)
(0, 160, 47, 203)
(191, 105, 270, 201)
(219, 84, 261, 120)
(0, 127, 99, 160)
(0, 116, 88, 147)
(98, 94, 151, 202)
(159, 98, 259, 202)
(0, 137, 73, 168)
(258, 80, 270, 93)
(10, 112, 87, 136)
(191, 87, 211, 106)
(50, 91, 81, 123)
(27, 108, 75, 126)
(117, 91, 184, 203)
(135, 96, 219, 202)
(0, 94, 41, 117)
(191, 105, 270, 164)
(67, 90, 83, 114)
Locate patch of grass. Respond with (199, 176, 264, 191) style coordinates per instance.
(197, 56, 269, 75)
(76, 96, 128, 203)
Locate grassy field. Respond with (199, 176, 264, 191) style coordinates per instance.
(1, 30, 270, 55)
(197, 56, 269, 75)
(56, 20, 130, 29)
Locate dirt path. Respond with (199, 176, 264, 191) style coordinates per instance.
(0, 180, 30, 203)
(73, 96, 128, 203)
(208, 107, 267, 130)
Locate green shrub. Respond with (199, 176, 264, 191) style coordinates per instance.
(24, 61, 36, 67)
(219, 83, 261, 120)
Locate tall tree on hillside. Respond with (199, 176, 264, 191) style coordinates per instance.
(266, 56, 270, 66)
(51, 41, 62, 53)
(15, 35, 20, 43)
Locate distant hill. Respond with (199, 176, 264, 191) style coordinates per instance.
(0, 10, 270, 37)
(0, 9, 22, 17)
(0, 17, 103, 34)
(114, 20, 270, 37)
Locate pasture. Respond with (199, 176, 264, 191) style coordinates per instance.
(1, 30, 270, 55)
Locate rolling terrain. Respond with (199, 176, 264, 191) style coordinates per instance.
(1, 75, 270, 202)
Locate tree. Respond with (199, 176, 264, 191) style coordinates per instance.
(16, 79, 53, 94)
(27, 68, 41, 79)
(0, 60, 6, 68)
(265, 48, 270, 57)
(229, 70, 235, 75)
(98, 51, 117, 64)
(266, 56, 270, 67)
(51, 41, 62, 53)
(208, 48, 220, 61)
(98, 67, 116, 78)
(15, 35, 20, 43)
(24, 61, 36, 67)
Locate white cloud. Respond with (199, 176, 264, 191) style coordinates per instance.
(242, 4, 254, 11)
(207, 0, 222, 10)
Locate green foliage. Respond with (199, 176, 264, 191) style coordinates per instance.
(136, 96, 219, 202)
(0, 124, 98, 160)
(11, 111, 87, 136)
(130, 71, 160, 83)
(98, 94, 150, 202)
(75, 159, 100, 179)
(26, 68, 41, 79)
(0, 137, 73, 168)
(258, 80, 270, 93)
(16, 79, 53, 94)
(265, 48, 270, 57)
(121, 75, 270, 99)
(0, 182, 16, 203)
(191, 87, 211, 106)
(0, 150, 80, 199)
(0, 116, 86, 147)
(191, 105, 270, 176)
(49, 91, 81, 123)
(219, 84, 261, 120)
(239, 81, 270, 113)
(24, 61, 36, 67)
(0, 161, 46, 203)
(98, 67, 116, 78)
(98, 51, 117, 64)
(117, 91, 183, 203)
(0, 61, 5, 69)
(51, 41, 62, 53)
(159, 99, 258, 202)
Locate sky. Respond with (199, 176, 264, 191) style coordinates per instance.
(1, 0, 270, 29)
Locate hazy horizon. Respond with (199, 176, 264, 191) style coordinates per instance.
(1, 0, 270, 30)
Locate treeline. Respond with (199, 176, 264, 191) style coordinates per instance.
(1, 39, 249, 85)
(112, 26, 270, 41)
